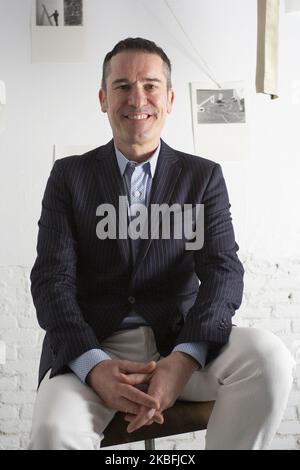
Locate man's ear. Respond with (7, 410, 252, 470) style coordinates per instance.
(99, 88, 108, 113)
(167, 89, 175, 114)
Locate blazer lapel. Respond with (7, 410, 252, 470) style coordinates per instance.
(93, 140, 132, 267)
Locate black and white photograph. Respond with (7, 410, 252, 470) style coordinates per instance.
(196, 87, 246, 124)
(32, 0, 86, 62)
(64, 0, 83, 26)
(36, 0, 83, 27)
(36, 0, 61, 26)
(190, 81, 248, 161)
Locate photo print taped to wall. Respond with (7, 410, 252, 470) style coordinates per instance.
(32, 0, 86, 62)
(36, 0, 83, 27)
(190, 81, 249, 162)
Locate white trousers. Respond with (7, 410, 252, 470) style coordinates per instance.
(28, 326, 295, 450)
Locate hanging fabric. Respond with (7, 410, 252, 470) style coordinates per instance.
(256, 0, 280, 99)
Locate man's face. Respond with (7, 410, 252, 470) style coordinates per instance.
(99, 51, 174, 150)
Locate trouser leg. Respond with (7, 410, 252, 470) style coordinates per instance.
(29, 326, 294, 450)
(179, 327, 295, 450)
(28, 369, 116, 450)
(28, 327, 160, 450)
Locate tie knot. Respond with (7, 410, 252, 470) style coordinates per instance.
(125, 160, 151, 179)
(142, 161, 151, 175)
(125, 161, 136, 177)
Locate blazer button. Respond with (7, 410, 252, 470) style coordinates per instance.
(128, 296, 136, 304)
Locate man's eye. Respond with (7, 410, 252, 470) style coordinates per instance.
(145, 84, 156, 90)
(118, 85, 130, 90)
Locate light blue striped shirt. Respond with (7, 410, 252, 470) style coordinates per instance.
(69, 141, 208, 382)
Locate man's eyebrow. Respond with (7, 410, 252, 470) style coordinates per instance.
(112, 78, 162, 85)
(142, 78, 162, 83)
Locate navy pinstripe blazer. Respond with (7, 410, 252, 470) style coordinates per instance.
(30, 139, 244, 385)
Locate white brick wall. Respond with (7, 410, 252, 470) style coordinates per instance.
(0, 255, 300, 450)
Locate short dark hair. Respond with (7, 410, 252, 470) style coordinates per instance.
(101, 37, 172, 90)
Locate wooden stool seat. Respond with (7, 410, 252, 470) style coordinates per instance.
(101, 401, 215, 449)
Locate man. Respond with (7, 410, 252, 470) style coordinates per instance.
(49, 9, 59, 26)
(29, 38, 295, 450)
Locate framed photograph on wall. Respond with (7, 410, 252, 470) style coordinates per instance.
(31, 0, 86, 62)
(36, 0, 83, 27)
(190, 81, 249, 162)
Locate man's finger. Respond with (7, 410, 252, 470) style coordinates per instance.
(119, 372, 153, 386)
(118, 398, 141, 416)
(119, 360, 156, 374)
(124, 410, 164, 425)
(127, 407, 156, 433)
(153, 411, 164, 424)
(120, 383, 160, 410)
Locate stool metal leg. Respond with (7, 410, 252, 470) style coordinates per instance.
(144, 438, 155, 450)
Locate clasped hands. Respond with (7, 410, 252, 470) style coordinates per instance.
(86, 352, 199, 434)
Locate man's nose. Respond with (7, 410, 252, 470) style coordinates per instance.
(128, 86, 147, 108)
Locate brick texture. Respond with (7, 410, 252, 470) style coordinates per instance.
(0, 255, 300, 450)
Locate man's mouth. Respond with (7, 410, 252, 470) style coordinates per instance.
(124, 113, 152, 120)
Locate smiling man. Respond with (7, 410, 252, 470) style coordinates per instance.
(99, 46, 174, 160)
(29, 38, 295, 450)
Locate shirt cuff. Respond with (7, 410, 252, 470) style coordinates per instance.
(69, 349, 112, 384)
(172, 342, 209, 369)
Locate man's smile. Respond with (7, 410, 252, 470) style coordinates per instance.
(123, 113, 153, 120)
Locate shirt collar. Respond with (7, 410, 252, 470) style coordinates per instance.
(114, 140, 161, 178)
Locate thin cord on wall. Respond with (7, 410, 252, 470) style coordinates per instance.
(164, 0, 222, 88)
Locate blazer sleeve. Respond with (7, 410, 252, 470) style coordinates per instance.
(175, 163, 244, 364)
(30, 159, 101, 378)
